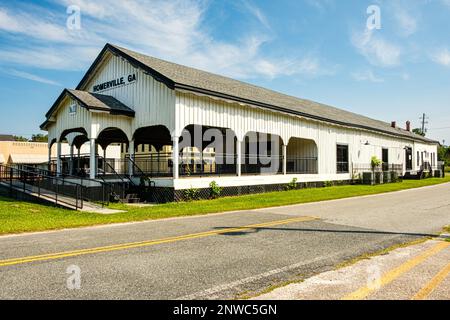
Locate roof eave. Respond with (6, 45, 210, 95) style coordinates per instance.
(76, 43, 175, 91)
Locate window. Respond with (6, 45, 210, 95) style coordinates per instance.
(417, 151, 420, 166)
(337, 144, 349, 173)
(69, 103, 77, 115)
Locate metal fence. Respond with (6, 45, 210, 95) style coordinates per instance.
(14, 164, 130, 206)
(352, 163, 404, 176)
(286, 157, 318, 174)
(0, 164, 84, 209)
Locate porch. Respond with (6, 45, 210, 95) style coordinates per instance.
(51, 124, 320, 184)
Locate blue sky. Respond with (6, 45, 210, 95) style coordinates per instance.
(0, 0, 449, 143)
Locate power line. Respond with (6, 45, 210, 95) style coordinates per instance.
(429, 126, 450, 131)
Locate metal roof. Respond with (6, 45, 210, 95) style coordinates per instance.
(67, 89, 135, 116)
(8, 154, 48, 164)
(75, 43, 436, 144)
(41, 89, 135, 129)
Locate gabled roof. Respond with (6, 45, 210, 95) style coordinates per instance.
(72, 43, 436, 144)
(41, 89, 134, 129)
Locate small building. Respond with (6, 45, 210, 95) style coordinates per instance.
(40, 44, 440, 201)
(0, 135, 120, 170)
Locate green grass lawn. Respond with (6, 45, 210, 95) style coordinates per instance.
(1, 176, 449, 236)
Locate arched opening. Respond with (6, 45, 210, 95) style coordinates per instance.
(55, 128, 89, 176)
(178, 125, 238, 176)
(59, 127, 88, 143)
(130, 125, 173, 177)
(92, 127, 130, 177)
(97, 128, 129, 150)
(242, 132, 284, 175)
(286, 137, 318, 174)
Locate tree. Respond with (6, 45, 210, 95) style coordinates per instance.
(13, 135, 29, 142)
(412, 128, 425, 137)
(31, 134, 48, 142)
(438, 145, 450, 166)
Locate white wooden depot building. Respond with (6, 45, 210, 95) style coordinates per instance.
(40, 44, 440, 201)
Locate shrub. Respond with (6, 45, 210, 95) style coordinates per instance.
(371, 156, 382, 171)
(209, 181, 223, 199)
(184, 187, 200, 201)
(324, 181, 333, 187)
(285, 178, 298, 190)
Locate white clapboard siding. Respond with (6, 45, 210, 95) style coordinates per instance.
(82, 52, 176, 135)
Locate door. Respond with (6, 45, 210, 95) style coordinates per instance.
(382, 148, 389, 171)
(405, 147, 412, 171)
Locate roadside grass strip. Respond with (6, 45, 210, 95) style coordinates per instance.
(342, 241, 450, 300)
(1, 177, 449, 235)
(0, 216, 317, 268)
(412, 262, 450, 300)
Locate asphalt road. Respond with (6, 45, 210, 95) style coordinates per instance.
(0, 183, 449, 300)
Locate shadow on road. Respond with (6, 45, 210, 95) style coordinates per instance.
(214, 226, 437, 238)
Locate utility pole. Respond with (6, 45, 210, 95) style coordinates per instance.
(420, 113, 429, 136)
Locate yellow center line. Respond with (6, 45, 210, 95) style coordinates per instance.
(0, 216, 317, 268)
(411, 262, 450, 300)
(342, 241, 450, 300)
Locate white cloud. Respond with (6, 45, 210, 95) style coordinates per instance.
(351, 69, 384, 83)
(441, 0, 450, 8)
(305, 0, 334, 12)
(0, 8, 79, 43)
(431, 48, 450, 67)
(242, 0, 271, 30)
(393, 8, 417, 37)
(0, 46, 98, 70)
(0, 0, 329, 80)
(3, 69, 61, 86)
(351, 29, 402, 67)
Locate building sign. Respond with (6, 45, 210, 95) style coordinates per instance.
(93, 73, 137, 93)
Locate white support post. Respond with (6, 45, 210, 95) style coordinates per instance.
(69, 144, 74, 175)
(236, 140, 242, 177)
(89, 138, 96, 179)
(282, 144, 287, 175)
(103, 147, 107, 175)
(77, 147, 81, 175)
(128, 140, 135, 177)
(56, 142, 62, 176)
(48, 144, 52, 170)
(172, 137, 179, 179)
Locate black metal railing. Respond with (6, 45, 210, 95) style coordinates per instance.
(337, 162, 350, 174)
(0, 164, 84, 209)
(180, 153, 237, 177)
(286, 157, 318, 174)
(241, 155, 283, 175)
(16, 164, 130, 206)
(353, 163, 404, 176)
(50, 153, 322, 178)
